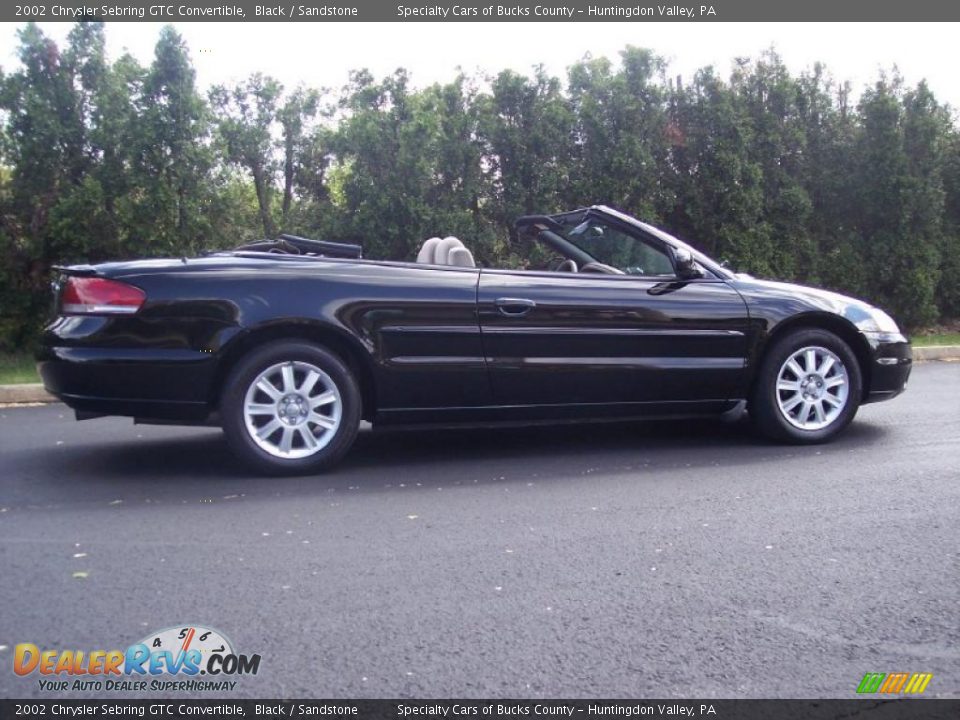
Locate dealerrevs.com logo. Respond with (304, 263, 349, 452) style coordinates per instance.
(13, 625, 261, 693)
(856, 672, 933, 695)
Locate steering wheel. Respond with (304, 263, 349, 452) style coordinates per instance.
(552, 258, 579, 273)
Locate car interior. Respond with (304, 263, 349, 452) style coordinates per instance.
(414, 211, 686, 279)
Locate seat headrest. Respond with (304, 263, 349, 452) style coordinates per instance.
(417, 237, 442, 264)
(433, 236, 463, 265)
(447, 246, 475, 268)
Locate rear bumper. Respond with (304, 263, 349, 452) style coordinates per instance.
(862, 333, 912, 404)
(38, 345, 216, 422)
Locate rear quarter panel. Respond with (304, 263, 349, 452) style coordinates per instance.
(94, 257, 488, 410)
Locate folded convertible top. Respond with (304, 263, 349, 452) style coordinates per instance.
(232, 234, 362, 259)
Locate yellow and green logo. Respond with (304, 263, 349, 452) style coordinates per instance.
(856, 672, 933, 694)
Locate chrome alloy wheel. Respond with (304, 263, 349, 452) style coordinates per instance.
(775, 346, 849, 431)
(242, 361, 342, 459)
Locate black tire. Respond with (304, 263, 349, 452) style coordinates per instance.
(749, 328, 862, 444)
(221, 341, 361, 474)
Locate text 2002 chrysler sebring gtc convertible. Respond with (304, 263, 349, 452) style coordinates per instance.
(38, 205, 912, 474)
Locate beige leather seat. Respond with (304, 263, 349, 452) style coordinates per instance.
(416, 236, 475, 267)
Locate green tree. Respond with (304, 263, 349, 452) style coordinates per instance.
(731, 51, 814, 280)
(277, 86, 320, 230)
(5, 24, 960, 352)
(0, 23, 90, 348)
(939, 130, 960, 317)
(476, 67, 574, 244)
(567, 47, 668, 219)
(854, 76, 945, 327)
(794, 65, 865, 294)
(130, 25, 212, 255)
(662, 66, 767, 272)
(210, 74, 283, 238)
(325, 69, 493, 260)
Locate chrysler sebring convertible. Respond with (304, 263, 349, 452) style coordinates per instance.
(38, 205, 912, 474)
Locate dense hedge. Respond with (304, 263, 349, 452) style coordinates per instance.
(2, 23, 959, 350)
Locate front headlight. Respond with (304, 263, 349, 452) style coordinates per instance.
(866, 308, 901, 334)
(856, 307, 905, 343)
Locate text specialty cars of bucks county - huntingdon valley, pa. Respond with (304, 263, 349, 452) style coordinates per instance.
(37, 205, 912, 474)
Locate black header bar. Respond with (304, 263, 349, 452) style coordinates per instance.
(1, 700, 959, 720)
(4, 0, 960, 22)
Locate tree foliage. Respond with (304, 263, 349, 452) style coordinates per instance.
(2, 25, 959, 350)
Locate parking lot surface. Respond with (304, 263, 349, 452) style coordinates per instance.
(0, 363, 957, 698)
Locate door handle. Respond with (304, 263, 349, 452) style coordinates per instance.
(495, 297, 536, 317)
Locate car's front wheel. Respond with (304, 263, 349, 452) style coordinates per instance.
(750, 328, 862, 443)
(221, 341, 361, 474)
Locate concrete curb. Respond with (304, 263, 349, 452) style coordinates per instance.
(913, 345, 960, 362)
(0, 383, 55, 404)
(1, 346, 958, 405)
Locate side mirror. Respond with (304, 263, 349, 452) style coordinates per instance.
(672, 247, 703, 279)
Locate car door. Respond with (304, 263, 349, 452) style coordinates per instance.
(326, 262, 491, 411)
(477, 243, 750, 409)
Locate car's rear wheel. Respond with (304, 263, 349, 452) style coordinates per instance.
(221, 341, 361, 474)
(750, 328, 862, 443)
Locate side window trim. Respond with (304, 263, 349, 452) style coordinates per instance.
(478, 267, 725, 284)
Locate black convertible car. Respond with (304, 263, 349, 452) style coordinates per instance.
(38, 205, 912, 474)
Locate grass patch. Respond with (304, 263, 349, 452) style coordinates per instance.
(0, 352, 39, 385)
(912, 332, 960, 347)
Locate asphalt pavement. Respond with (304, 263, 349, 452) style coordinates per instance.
(0, 363, 957, 699)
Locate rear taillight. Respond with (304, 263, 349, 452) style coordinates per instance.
(60, 277, 146, 315)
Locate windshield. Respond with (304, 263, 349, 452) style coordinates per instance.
(557, 218, 675, 276)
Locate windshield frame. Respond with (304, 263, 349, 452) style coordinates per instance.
(546, 206, 731, 280)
